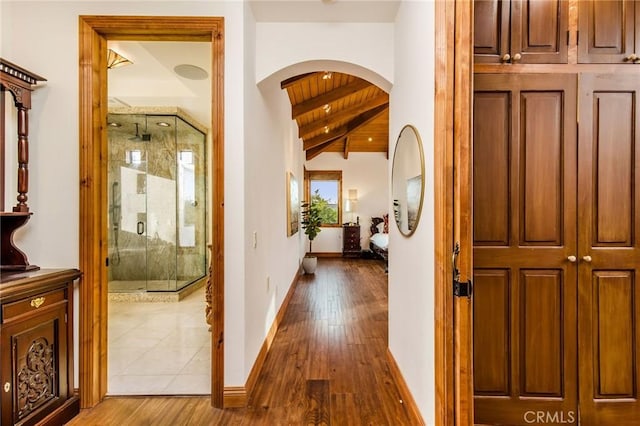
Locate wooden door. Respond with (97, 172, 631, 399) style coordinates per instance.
(474, 0, 511, 63)
(474, 0, 568, 64)
(473, 73, 578, 425)
(578, 0, 640, 63)
(510, 0, 568, 64)
(577, 73, 640, 425)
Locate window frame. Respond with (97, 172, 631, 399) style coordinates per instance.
(304, 170, 343, 228)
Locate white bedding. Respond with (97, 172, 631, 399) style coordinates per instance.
(370, 233, 389, 250)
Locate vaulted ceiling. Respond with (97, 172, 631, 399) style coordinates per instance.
(281, 71, 389, 160)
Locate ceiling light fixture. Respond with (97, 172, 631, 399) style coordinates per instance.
(108, 122, 122, 127)
(107, 49, 133, 69)
(156, 122, 171, 127)
(322, 71, 333, 80)
(368, 137, 373, 142)
(323, 104, 331, 114)
(324, 126, 330, 134)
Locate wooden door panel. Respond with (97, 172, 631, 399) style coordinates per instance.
(474, 74, 578, 425)
(593, 92, 634, 246)
(474, 0, 510, 63)
(578, 0, 637, 63)
(520, 270, 563, 397)
(473, 269, 510, 395)
(592, 271, 635, 398)
(473, 93, 510, 246)
(520, 92, 563, 244)
(579, 74, 640, 425)
(514, 0, 568, 63)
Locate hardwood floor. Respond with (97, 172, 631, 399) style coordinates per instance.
(67, 258, 420, 425)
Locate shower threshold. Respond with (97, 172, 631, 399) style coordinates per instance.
(107, 276, 206, 302)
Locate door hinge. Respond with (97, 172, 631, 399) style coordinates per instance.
(452, 242, 473, 298)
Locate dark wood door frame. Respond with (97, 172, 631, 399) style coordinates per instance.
(78, 16, 225, 408)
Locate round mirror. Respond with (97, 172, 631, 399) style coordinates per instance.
(391, 125, 425, 236)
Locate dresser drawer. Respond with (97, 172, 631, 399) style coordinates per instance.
(2, 288, 66, 322)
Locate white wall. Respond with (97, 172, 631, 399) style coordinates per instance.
(305, 153, 389, 253)
(388, 1, 436, 423)
(242, 5, 306, 378)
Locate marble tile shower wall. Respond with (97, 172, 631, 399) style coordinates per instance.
(107, 112, 207, 288)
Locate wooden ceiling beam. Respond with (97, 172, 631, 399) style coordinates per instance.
(298, 94, 389, 139)
(306, 138, 343, 161)
(304, 104, 388, 156)
(344, 136, 350, 159)
(280, 72, 317, 90)
(304, 128, 348, 151)
(292, 79, 371, 119)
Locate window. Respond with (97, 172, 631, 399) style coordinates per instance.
(305, 170, 342, 227)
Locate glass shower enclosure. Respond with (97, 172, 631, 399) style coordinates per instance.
(107, 110, 207, 293)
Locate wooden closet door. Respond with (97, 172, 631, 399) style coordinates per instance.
(473, 74, 578, 425)
(578, 0, 639, 63)
(474, 0, 511, 63)
(577, 74, 640, 425)
(510, 0, 568, 64)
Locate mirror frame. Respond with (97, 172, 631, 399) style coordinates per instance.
(391, 124, 425, 237)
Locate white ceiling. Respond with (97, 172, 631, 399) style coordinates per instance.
(107, 41, 211, 128)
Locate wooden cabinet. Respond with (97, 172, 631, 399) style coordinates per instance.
(0, 269, 80, 426)
(474, 0, 568, 64)
(578, 0, 640, 63)
(342, 225, 361, 257)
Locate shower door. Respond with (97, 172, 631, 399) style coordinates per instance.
(108, 114, 150, 291)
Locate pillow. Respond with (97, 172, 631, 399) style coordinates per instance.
(370, 233, 389, 250)
(383, 214, 389, 234)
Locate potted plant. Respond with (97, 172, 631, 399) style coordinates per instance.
(301, 200, 322, 274)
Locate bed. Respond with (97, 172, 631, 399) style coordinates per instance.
(369, 215, 389, 270)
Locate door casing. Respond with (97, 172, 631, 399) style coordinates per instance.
(78, 16, 225, 408)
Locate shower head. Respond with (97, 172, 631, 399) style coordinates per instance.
(129, 123, 152, 142)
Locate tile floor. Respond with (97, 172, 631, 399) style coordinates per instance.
(107, 286, 211, 395)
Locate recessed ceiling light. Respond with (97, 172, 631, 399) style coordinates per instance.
(323, 104, 331, 114)
(174, 64, 208, 80)
(368, 137, 373, 142)
(108, 122, 122, 127)
(324, 126, 330, 134)
(156, 122, 171, 127)
(322, 71, 333, 80)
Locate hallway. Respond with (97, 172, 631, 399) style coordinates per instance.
(67, 258, 421, 425)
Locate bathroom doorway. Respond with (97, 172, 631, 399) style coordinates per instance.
(78, 16, 225, 408)
(105, 41, 211, 395)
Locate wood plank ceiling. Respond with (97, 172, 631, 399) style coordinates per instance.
(281, 71, 389, 160)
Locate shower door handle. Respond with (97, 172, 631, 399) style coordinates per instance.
(137, 221, 145, 235)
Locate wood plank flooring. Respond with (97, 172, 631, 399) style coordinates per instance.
(66, 258, 420, 425)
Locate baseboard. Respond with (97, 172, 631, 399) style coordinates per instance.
(386, 348, 425, 425)
(39, 395, 80, 426)
(223, 386, 247, 408)
(311, 252, 342, 258)
(226, 265, 303, 408)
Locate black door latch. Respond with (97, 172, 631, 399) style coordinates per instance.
(453, 242, 473, 298)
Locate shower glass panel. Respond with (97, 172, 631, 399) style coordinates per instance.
(107, 110, 207, 293)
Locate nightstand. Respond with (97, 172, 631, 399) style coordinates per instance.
(342, 225, 361, 257)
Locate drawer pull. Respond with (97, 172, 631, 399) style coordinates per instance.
(30, 297, 46, 308)
(3, 382, 9, 393)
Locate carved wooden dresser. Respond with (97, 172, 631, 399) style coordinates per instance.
(0, 269, 80, 426)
